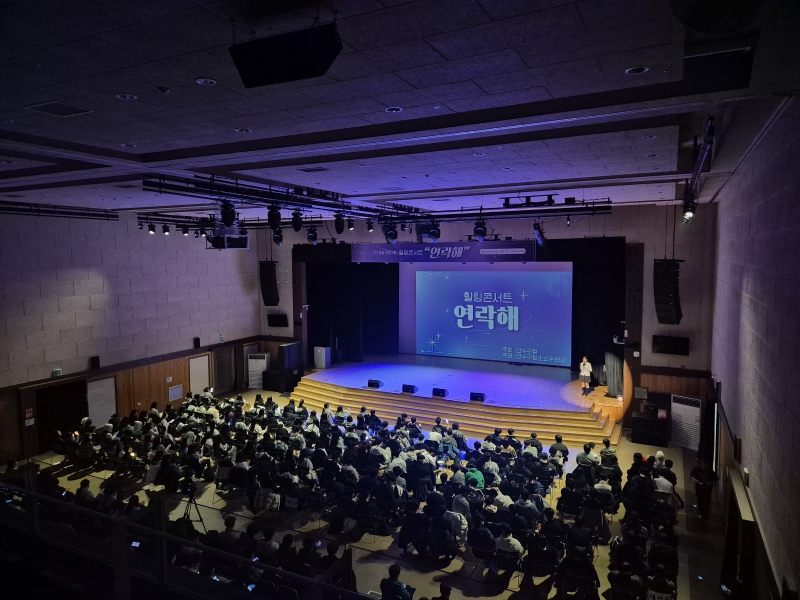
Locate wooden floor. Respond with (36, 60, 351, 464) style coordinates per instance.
(288, 377, 622, 447)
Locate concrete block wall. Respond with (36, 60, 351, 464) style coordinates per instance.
(260, 203, 716, 370)
(712, 99, 800, 587)
(0, 213, 261, 388)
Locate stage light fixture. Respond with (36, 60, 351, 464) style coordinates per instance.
(200, 227, 207, 238)
(384, 224, 398, 244)
(334, 212, 345, 234)
(267, 205, 282, 230)
(181, 224, 189, 236)
(474, 220, 487, 242)
(138, 221, 144, 230)
(347, 218, 354, 231)
(400, 223, 406, 232)
(162, 224, 170, 235)
(194, 230, 200, 238)
(307, 225, 318, 245)
(291, 210, 303, 232)
(220, 200, 236, 227)
(566, 216, 571, 227)
(428, 222, 440, 243)
(148, 223, 155, 235)
(683, 198, 696, 222)
(273, 228, 284, 246)
(366, 219, 374, 232)
(533, 222, 545, 246)
(239, 223, 247, 235)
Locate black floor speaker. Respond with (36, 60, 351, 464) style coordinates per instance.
(368, 380, 382, 389)
(260, 261, 280, 306)
(653, 259, 683, 324)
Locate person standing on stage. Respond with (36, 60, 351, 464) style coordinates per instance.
(579, 356, 593, 395)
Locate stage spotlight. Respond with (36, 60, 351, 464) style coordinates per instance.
(400, 223, 406, 232)
(291, 210, 303, 232)
(347, 218, 354, 231)
(194, 230, 200, 238)
(181, 224, 189, 236)
(273, 228, 284, 246)
(683, 198, 696, 222)
(200, 227, 207, 238)
(474, 220, 487, 242)
(220, 200, 236, 227)
(162, 224, 170, 235)
(334, 212, 345, 235)
(366, 219, 374, 232)
(239, 223, 247, 235)
(533, 222, 545, 246)
(148, 223, 155, 235)
(384, 224, 398, 244)
(566, 216, 570, 227)
(428, 222, 440, 243)
(307, 225, 318, 244)
(267, 205, 282, 230)
(138, 221, 144, 230)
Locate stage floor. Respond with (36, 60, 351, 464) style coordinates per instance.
(304, 354, 607, 411)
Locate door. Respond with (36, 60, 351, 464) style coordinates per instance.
(189, 355, 210, 396)
(36, 380, 88, 453)
(212, 347, 235, 394)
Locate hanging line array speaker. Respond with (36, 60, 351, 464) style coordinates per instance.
(260, 261, 279, 307)
(653, 259, 683, 325)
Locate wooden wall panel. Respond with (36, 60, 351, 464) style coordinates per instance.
(640, 373, 709, 398)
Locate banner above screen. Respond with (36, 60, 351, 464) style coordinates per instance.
(351, 241, 535, 263)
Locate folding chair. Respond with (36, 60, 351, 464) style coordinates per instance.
(469, 546, 496, 579)
(496, 549, 523, 586)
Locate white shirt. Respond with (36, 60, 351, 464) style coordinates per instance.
(580, 361, 592, 376)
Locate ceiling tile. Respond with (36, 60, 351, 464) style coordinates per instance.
(374, 81, 486, 109)
(426, 4, 585, 60)
(326, 39, 445, 81)
(577, 0, 672, 31)
(396, 49, 528, 89)
(300, 73, 415, 103)
(215, 90, 321, 116)
(442, 87, 552, 112)
(290, 98, 387, 121)
(11, 38, 145, 80)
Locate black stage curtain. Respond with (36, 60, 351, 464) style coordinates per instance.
(605, 351, 623, 398)
(538, 237, 626, 371)
(305, 262, 399, 364)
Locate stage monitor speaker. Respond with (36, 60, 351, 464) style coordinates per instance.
(193, 337, 201, 349)
(89, 356, 100, 370)
(470, 392, 485, 403)
(402, 384, 416, 394)
(259, 261, 280, 306)
(229, 23, 343, 89)
(368, 379, 382, 389)
(432, 387, 448, 398)
(653, 259, 683, 324)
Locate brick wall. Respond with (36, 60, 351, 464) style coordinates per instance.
(712, 99, 800, 587)
(0, 213, 261, 388)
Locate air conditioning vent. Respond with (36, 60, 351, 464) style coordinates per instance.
(25, 101, 93, 117)
(297, 166, 329, 173)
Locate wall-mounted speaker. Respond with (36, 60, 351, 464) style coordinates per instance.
(654, 259, 683, 324)
(402, 384, 416, 394)
(193, 337, 201, 349)
(368, 379, 382, 389)
(470, 392, 485, 403)
(89, 356, 100, 370)
(432, 387, 448, 398)
(259, 261, 280, 306)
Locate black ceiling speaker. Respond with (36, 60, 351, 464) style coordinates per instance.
(229, 22, 343, 88)
(220, 200, 237, 227)
(653, 259, 683, 325)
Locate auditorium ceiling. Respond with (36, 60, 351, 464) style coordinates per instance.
(1, 0, 798, 221)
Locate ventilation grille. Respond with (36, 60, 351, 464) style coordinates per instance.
(671, 394, 701, 450)
(297, 166, 329, 173)
(25, 101, 93, 117)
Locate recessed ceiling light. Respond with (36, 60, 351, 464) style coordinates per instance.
(235, 128, 251, 133)
(195, 77, 217, 86)
(503, 167, 512, 170)
(651, 167, 661, 171)
(385, 106, 403, 113)
(115, 93, 137, 100)
(449, 172, 458, 175)
(120, 143, 136, 148)
(1, 160, 17, 164)
(474, 152, 485, 156)
(433, 105, 441, 109)
(647, 154, 659, 157)
(625, 66, 650, 74)
(641, 134, 657, 139)
(358, 164, 369, 167)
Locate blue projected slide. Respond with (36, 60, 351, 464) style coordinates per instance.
(415, 268, 572, 366)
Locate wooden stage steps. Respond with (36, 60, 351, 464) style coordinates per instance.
(290, 378, 622, 448)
